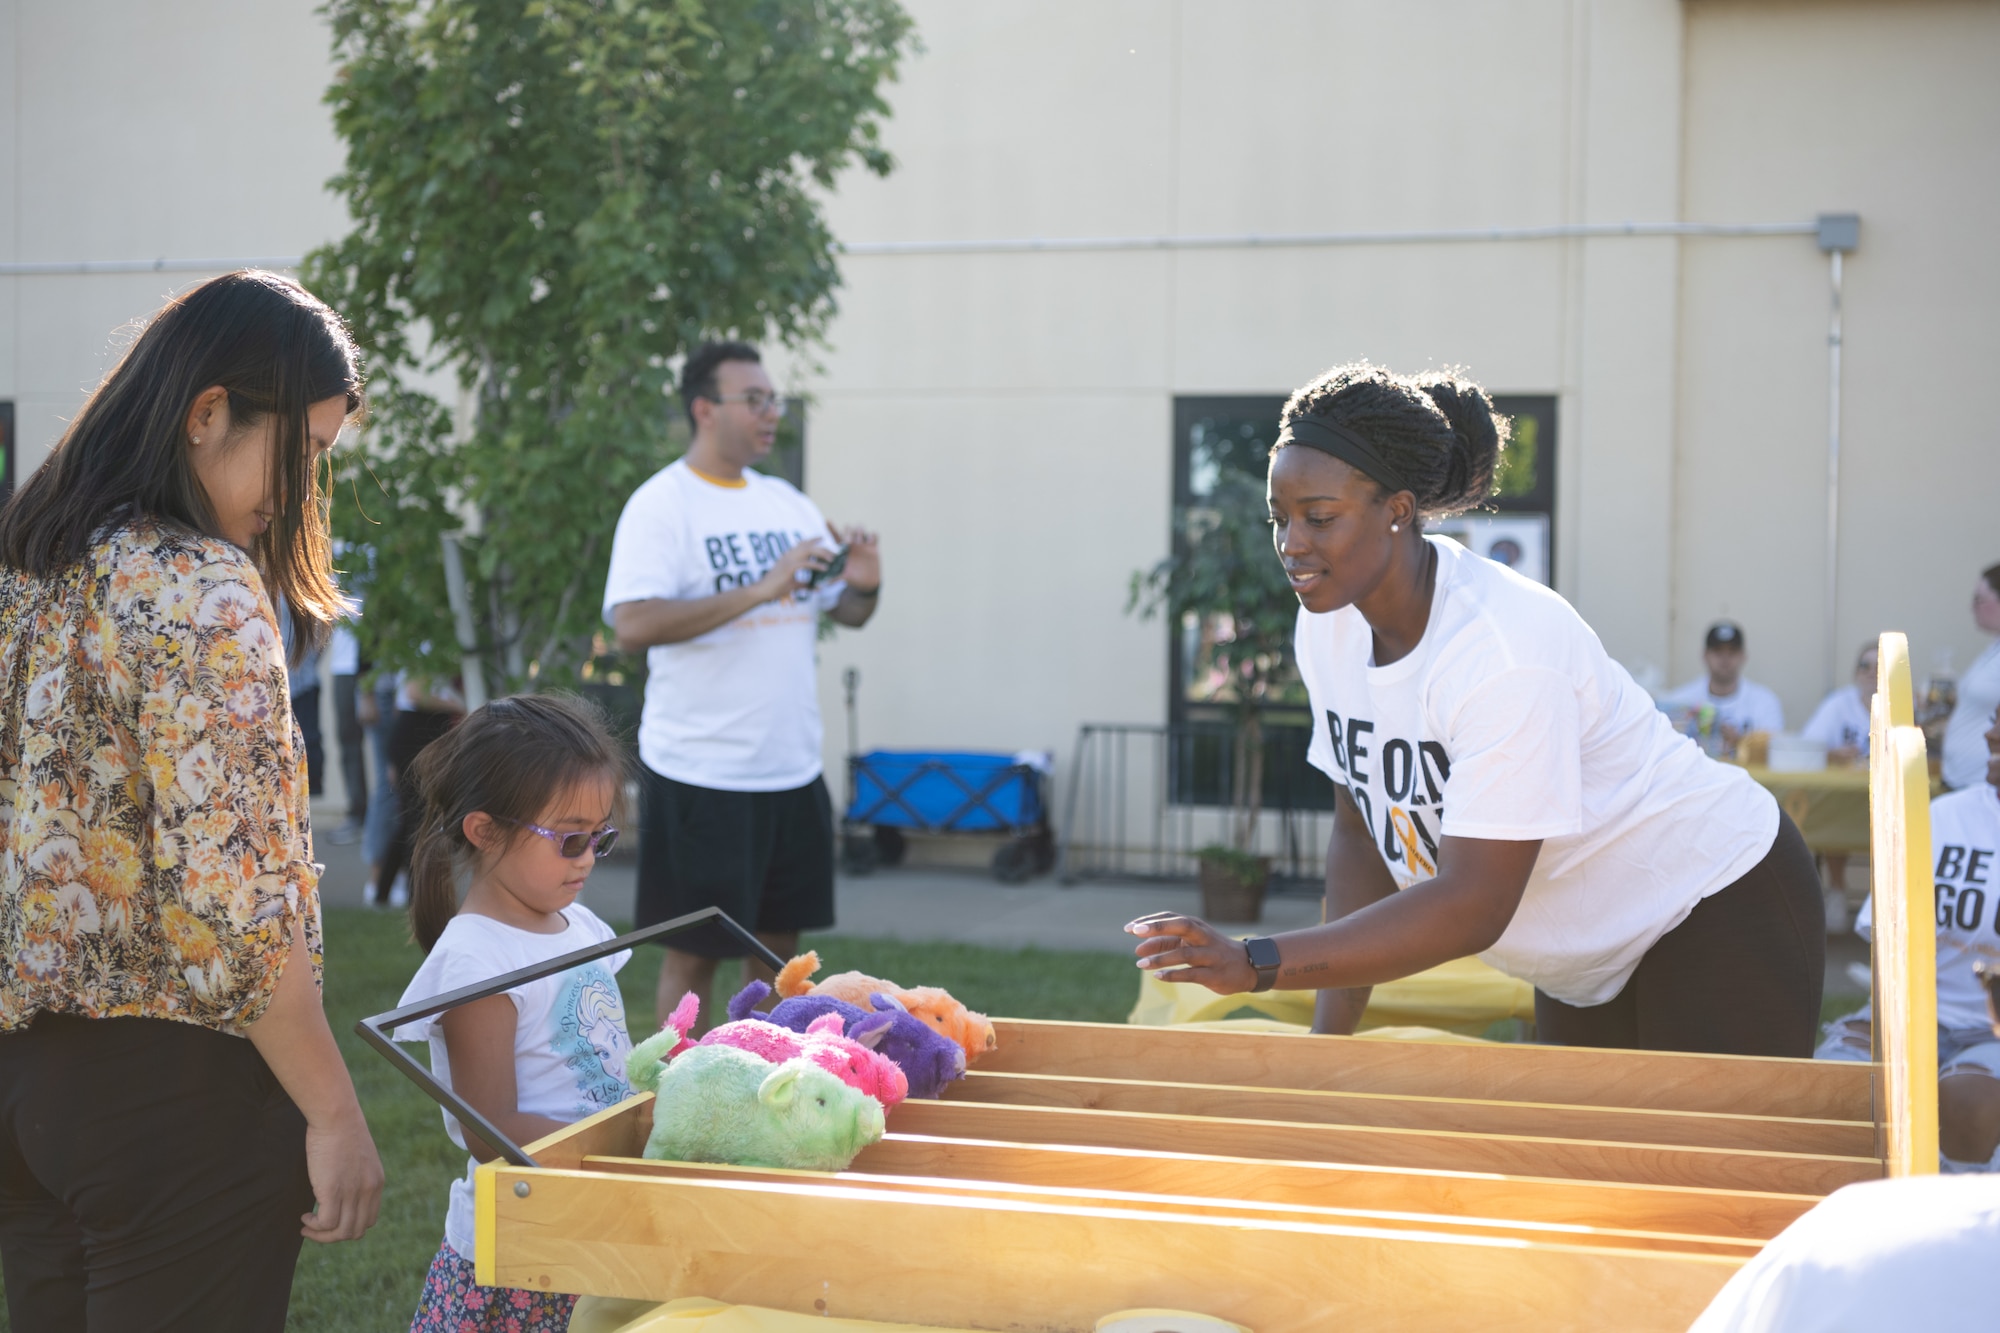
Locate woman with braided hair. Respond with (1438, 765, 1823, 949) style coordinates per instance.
(1130, 363, 1824, 1055)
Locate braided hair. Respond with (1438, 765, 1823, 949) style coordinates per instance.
(1277, 362, 1509, 522)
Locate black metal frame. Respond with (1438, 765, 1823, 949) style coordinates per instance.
(354, 907, 784, 1169)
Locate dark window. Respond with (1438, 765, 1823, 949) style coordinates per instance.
(1430, 394, 1557, 583)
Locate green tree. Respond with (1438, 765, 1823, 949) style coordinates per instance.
(306, 0, 913, 689)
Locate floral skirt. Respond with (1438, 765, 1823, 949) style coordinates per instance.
(410, 1238, 575, 1332)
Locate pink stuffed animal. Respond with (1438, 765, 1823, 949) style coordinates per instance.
(648, 992, 909, 1108)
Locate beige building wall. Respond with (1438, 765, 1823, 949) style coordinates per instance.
(0, 0, 348, 460)
(1, 1, 1993, 805)
(807, 0, 2000, 787)
(1678, 0, 2000, 716)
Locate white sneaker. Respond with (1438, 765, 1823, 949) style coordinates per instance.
(388, 872, 409, 909)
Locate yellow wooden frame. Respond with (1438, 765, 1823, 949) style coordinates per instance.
(1870, 632, 1939, 1176)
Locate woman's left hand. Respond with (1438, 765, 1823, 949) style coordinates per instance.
(1125, 912, 1256, 993)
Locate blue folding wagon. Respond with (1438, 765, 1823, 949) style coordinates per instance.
(841, 749, 1054, 882)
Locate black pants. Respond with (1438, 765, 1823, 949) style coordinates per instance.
(293, 684, 324, 797)
(333, 673, 368, 824)
(1534, 812, 1825, 1056)
(372, 707, 459, 904)
(0, 1014, 313, 1332)
(636, 766, 836, 958)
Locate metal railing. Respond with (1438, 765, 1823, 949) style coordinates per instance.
(1056, 721, 1336, 892)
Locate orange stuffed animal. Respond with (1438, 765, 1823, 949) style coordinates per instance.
(774, 952, 998, 1063)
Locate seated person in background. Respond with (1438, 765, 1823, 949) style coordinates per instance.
(1802, 642, 1879, 765)
(1817, 711, 2000, 1171)
(1664, 621, 1785, 749)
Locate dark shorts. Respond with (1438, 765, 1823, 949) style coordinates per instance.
(636, 765, 836, 958)
(1534, 811, 1826, 1056)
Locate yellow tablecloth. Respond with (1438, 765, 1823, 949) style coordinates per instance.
(1127, 954, 1535, 1037)
(1742, 765, 1874, 855)
(572, 1298, 1248, 1333)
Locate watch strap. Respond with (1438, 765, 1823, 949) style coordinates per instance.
(1243, 936, 1282, 993)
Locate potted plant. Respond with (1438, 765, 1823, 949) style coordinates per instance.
(1131, 467, 1302, 923)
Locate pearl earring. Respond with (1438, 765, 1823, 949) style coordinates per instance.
(1390, 523, 1400, 533)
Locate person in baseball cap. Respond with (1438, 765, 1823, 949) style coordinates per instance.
(1665, 619, 1785, 744)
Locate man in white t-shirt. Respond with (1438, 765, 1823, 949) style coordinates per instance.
(1664, 620, 1785, 746)
(1817, 712, 2000, 1171)
(603, 341, 880, 1027)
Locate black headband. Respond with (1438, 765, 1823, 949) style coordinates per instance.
(1278, 416, 1413, 496)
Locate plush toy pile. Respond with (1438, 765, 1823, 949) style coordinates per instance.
(728, 981, 967, 1100)
(625, 964, 998, 1172)
(774, 951, 998, 1064)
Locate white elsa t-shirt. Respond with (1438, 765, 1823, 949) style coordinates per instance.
(1853, 783, 2000, 1032)
(601, 459, 844, 791)
(1298, 536, 1780, 1007)
(394, 905, 633, 1262)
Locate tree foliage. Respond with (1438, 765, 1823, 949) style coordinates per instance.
(306, 0, 912, 687)
(1130, 468, 1301, 852)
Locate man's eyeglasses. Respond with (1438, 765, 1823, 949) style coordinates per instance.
(710, 390, 786, 416)
(507, 819, 619, 859)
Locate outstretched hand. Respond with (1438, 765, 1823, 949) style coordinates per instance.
(1125, 912, 1256, 994)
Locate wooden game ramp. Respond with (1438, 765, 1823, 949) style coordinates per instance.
(473, 631, 1939, 1331)
(483, 1027, 1879, 1332)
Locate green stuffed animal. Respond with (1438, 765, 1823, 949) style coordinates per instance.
(625, 1038, 885, 1172)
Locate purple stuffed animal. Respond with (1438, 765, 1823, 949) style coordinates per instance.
(730, 980, 967, 1099)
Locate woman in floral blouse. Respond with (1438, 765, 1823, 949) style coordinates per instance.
(0, 271, 384, 1331)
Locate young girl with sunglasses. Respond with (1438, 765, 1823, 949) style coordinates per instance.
(392, 694, 632, 1333)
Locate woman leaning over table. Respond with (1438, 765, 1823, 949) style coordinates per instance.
(0, 271, 383, 1331)
(1130, 363, 1825, 1057)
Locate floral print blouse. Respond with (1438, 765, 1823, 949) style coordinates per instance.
(0, 519, 320, 1034)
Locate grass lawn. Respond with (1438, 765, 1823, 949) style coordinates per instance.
(0, 908, 1140, 1333)
(0, 908, 1872, 1332)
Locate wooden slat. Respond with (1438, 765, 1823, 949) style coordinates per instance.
(578, 1153, 1765, 1257)
(983, 1018, 1874, 1121)
(887, 1098, 1879, 1195)
(858, 1134, 1821, 1240)
(488, 1166, 1742, 1333)
(526, 1095, 651, 1168)
(948, 1069, 1874, 1157)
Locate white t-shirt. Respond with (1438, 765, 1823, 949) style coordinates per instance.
(1688, 1175, 2000, 1333)
(1942, 640, 2000, 791)
(1800, 684, 1872, 756)
(601, 459, 843, 791)
(394, 905, 633, 1262)
(1854, 783, 2000, 1032)
(1663, 675, 1786, 735)
(1298, 536, 1780, 1007)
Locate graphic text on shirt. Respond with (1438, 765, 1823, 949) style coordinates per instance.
(1935, 841, 1998, 934)
(1325, 708, 1452, 879)
(705, 529, 809, 592)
